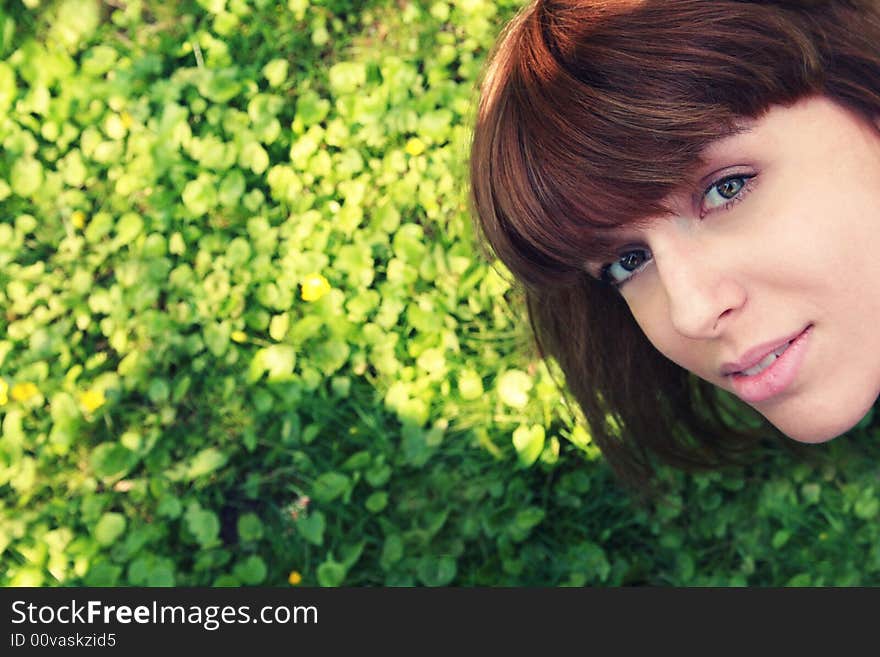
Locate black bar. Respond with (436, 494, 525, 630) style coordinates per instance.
(0, 587, 874, 651)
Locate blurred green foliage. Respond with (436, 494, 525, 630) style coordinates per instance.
(2, 0, 880, 587)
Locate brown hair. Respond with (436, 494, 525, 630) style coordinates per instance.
(469, 0, 880, 490)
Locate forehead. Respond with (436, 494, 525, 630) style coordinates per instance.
(700, 96, 878, 163)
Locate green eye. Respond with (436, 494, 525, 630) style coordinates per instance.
(717, 177, 744, 199)
(703, 174, 755, 213)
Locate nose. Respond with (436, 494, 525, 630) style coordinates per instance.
(653, 237, 747, 339)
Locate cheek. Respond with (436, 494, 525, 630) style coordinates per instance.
(760, 199, 880, 296)
(764, 169, 880, 274)
(626, 284, 723, 383)
(627, 295, 699, 370)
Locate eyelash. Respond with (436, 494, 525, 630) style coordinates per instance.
(699, 172, 757, 218)
(599, 173, 758, 288)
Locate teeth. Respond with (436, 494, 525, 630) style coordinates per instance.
(772, 342, 790, 357)
(741, 353, 777, 376)
(740, 341, 791, 376)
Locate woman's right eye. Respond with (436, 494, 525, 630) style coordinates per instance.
(600, 248, 653, 287)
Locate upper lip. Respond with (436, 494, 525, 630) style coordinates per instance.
(720, 326, 809, 376)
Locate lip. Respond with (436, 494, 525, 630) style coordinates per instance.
(720, 326, 812, 376)
(726, 325, 813, 404)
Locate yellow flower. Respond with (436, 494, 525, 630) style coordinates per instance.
(121, 111, 134, 129)
(300, 273, 331, 302)
(79, 389, 106, 413)
(231, 330, 248, 343)
(0, 379, 8, 406)
(11, 382, 39, 403)
(288, 570, 302, 586)
(71, 211, 86, 229)
(103, 114, 127, 140)
(405, 137, 426, 156)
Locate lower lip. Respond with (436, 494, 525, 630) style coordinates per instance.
(729, 325, 813, 404)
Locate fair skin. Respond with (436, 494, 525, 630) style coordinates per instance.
(588, 95, 880, 443)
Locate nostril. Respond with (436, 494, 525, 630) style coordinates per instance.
(713, 307, 737, 332)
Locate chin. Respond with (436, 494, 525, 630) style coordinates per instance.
(777, 424, 848, 444)
(765, 395, 878, 444)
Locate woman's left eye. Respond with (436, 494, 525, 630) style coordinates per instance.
(701, 173, 756, 215)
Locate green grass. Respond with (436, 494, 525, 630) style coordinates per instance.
(2, 0, 880, 587)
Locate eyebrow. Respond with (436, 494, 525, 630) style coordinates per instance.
(583, 231, 647, 264)
(697, 120, 759, 164)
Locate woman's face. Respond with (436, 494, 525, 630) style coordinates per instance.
(590, 95, 880, 443)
